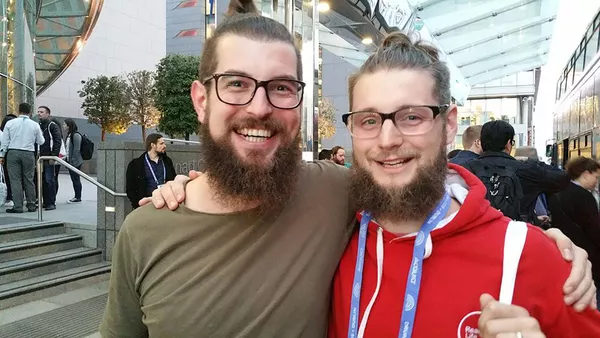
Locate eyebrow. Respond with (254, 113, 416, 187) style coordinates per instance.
(352, 105, 416, 113)
(221, 69, 299, 81)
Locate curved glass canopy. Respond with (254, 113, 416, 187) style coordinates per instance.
(410, 0, 559, 85)
(34, 0, 103, 95)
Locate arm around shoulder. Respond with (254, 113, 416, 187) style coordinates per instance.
(99, 223, 148, 337)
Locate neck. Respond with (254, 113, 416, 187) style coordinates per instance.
(376, 198, 461, 235)
(184, 175, 260, 214)
(147, 150, 159, 161)
(468, 146, 480, 155)
(574, 178, 590, 190)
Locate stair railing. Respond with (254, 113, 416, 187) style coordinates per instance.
(36, 156, 127, 222)
(162, 137, 201, 145)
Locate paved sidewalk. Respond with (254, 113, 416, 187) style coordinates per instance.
(0, 281, 108, 338)
(0, 173, 98, 225)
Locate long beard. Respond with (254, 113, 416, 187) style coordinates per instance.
(198, 113, 302, 213)
(349, 141, 448, 224)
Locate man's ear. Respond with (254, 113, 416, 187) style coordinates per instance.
(445, 104, 458, 145)
(191, 80, 208, 124)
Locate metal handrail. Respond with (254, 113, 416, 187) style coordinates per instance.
(36, 156, 126, 221)
(162, 138, 201, 145)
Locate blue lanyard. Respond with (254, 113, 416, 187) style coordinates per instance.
(347, 193, 452, 338)
(145, 153, 166, 186)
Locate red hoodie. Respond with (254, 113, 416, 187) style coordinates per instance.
(330, 164, 600, 338)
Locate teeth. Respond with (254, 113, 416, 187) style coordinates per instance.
(243, 136, 267, 143)
(238, 128, 272, 138)
(381, 158, 410, 167)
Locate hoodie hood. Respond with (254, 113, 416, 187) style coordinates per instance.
(356, 163, 505, 257)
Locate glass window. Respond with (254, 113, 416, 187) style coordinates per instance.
(595, 72, 600, 127)
(585, 28, 599, 71)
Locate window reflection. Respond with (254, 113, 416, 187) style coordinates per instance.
(457, 97, 520, 126)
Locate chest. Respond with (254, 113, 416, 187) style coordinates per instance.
(136, 205, 351, 337)
(335, 234, 544, 338)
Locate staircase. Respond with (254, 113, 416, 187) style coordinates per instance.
(0, 220, 110, 308)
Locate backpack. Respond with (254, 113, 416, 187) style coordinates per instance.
(466, 160, 525, 221)
(77, 132, 95, 160)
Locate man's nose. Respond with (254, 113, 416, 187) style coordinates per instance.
(378, 120, 404, 149)
(245, 87, 273, 118)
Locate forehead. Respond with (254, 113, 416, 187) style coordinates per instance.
(352, 69, 437, 111)
(216, 35, 298, 80)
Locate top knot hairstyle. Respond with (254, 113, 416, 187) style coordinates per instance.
(348, 31, 451, 109)
(199, 0, 302, 84)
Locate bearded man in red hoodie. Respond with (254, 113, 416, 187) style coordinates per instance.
(328, 32, 600, 338)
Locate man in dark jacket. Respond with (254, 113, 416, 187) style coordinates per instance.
(37, 106, 62, 211)
(449, 125, 482, 165)
(126, 133, 176, 209)
(464, 120, 569, 224)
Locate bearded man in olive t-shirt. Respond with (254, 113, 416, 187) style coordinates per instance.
(100, 1, 596, 337)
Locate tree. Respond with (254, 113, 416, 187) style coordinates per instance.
(78, 75, 131, 140)
(154, 55, 201, 140)
(125, 70, 162, 141)
(318, 98, 337, 141)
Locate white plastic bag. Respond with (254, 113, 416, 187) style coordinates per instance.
(0, 167, 7, 207)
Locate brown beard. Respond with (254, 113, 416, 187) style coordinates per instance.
(198, 113, 302, 213)
(349, 139, 448, 224)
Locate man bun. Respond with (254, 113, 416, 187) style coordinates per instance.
(380, 31, 441, 62)
(226, 0, 259, 16)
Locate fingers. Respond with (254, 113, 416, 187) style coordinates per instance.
(545, 228, 574, 261)
(150, 188, 166, 209)
(480, 293, 496, 309)
(570, 259, 596, 312)
(479, 295, 538, 338)
(480, 317, 540, 336)
(495, 332, 546, 338)
(563, 246, 590, 305)
(138, 197, 152, 207)
(479, 296, 530, 320)
(189, 170, 202, 179)
(172, 175, 191, 203)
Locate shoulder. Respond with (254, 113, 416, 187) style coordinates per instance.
(119, 205, 192, 249)
(302, 160, 349, 180)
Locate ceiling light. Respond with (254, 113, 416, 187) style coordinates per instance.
(317, 2, 330, 12)
(362, 37, 373, 45)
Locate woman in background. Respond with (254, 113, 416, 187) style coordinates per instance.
(547, 156, 600, 305)
(63, 118, 83, 203)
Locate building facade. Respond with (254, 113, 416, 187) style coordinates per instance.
(34, 0, 166, 142)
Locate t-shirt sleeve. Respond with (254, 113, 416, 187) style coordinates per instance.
(99, 222, 148, 337)
(518, 226, 600, 337)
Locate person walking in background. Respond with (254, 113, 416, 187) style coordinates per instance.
(0, 103, 45, 213)
(0, 113, 16, 206)
(63, 118, 83, 203)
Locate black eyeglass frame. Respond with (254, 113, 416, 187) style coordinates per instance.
(202, 73, 306, 109)
(341, 104, 450, 137)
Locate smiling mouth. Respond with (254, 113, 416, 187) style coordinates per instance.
(235, 128, 274, 143)
(376, 157, 414, 168)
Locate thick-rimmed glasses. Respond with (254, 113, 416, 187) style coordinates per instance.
(342, 104, 449, 139)
(203, 73, 306, 109)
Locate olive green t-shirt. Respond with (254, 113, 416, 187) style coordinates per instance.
(99, 161, 354, 338)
